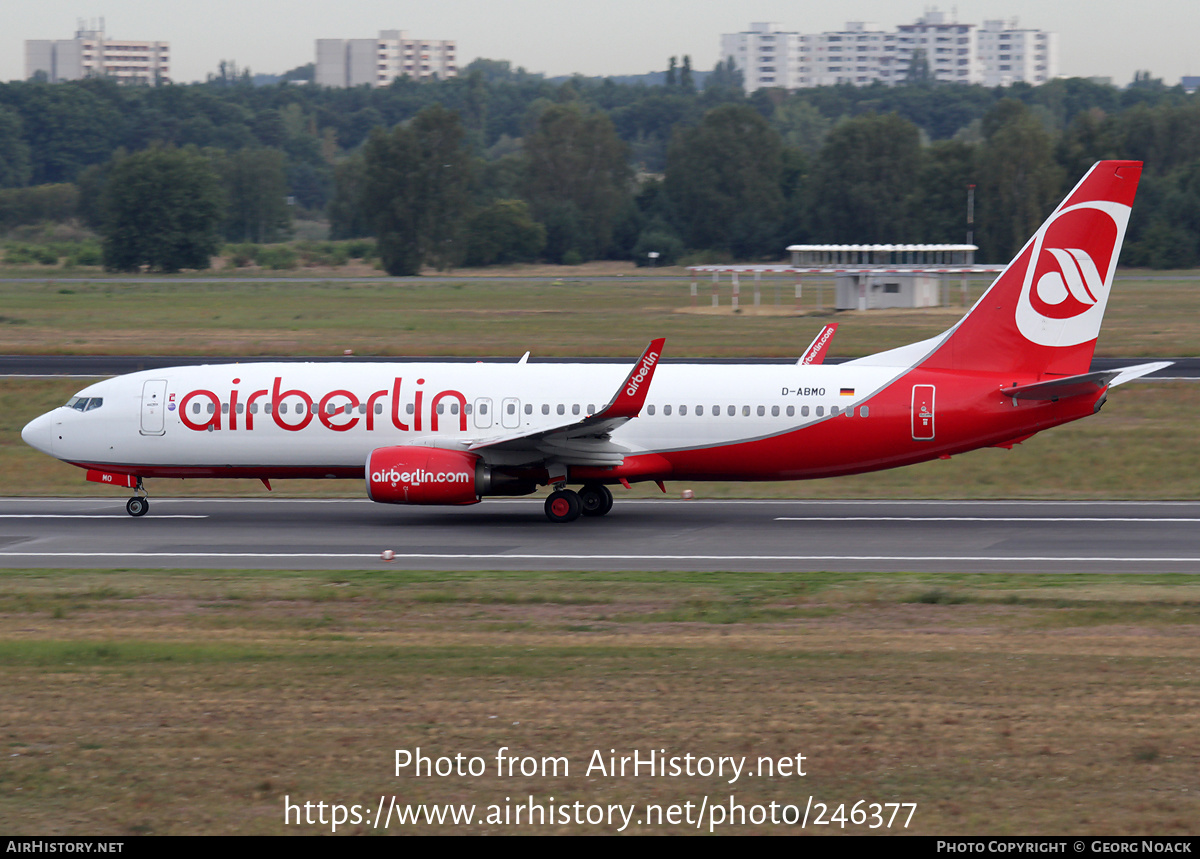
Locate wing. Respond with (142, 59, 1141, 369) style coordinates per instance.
(464, 338, 665, 467)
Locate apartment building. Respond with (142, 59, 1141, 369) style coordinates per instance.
(315, 30, 457, 87)
(977, 19, 1057, 87)
(25, 20, 170, 85)
(722, 10, 1057, 91)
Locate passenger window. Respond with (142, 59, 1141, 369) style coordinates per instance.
(572, 404, 580, 415)
(786, 406, 795, 417)
(742, 406, 750, 416)
(237, 404, 245, 415)
(250, 403, 259, 414)
(279, 403, 288, 414)
(542, 404, 550, 415)
(192, 403, 201, 415)
(648, 405, 656, 415)
(712, 405, 719, 415)
(265, 403, 273, 414)
(451, 403, 459, 415)
(727, 405, 735, 416)
(588, 404, 595, 414)
(816, 406, 825, 417)
(831, 406, 840, 416)
(479, 402, 488, 415)
(664, 405, 672, 416)
(860, 406, 869, 417)
(756, 406, 765, 416)
(679, 405, 687, 416)
(507, 403, 515, 415)
(406, 403, 415, 415)
(696, 405, 704, 416)
(525, 404, 532, 415)
(357, 404, 366, 414)
(465, 403, 473, 415)
(326, 403, 336, 415)
(208, 403, 216, 414)
(557, 404, 565, 415)
(801, 406, 809, 417)
(437, 403, 445, 415)
(771, 405, 779, 417)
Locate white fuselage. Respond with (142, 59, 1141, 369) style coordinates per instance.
(23, 360, 905, 475)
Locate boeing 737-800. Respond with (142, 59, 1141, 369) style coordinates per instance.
(21, 161, 1168, 522)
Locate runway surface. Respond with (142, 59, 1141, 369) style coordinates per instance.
(1, 497, 1198, 573)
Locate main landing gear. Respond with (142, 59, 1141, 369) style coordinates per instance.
(125, 478, 149, 517)
(544, 483, 614, 523)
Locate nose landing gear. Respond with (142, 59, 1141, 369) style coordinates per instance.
(125, 478, 149, 517)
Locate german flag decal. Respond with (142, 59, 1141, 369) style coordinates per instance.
(840, 387, 855, 397)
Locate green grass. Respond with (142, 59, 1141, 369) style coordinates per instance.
(2, 568, 1200, 834)
(0, 272, 1196, 357)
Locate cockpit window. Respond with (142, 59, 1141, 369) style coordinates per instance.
(65, 396, 103, 412)
(85, 398, 103, 411)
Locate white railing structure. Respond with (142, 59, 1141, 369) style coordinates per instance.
(687, 245, 1003, 311)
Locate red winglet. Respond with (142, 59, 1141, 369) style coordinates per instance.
(799, 323, 838, 365)
(597, 338, 665, 420)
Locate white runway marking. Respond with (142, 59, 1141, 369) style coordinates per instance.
(0, 514, 208, 519)
(774, 517, 1200, 523)
(1, 552, 1199, 563)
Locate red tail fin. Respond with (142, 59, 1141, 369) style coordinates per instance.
(922, 161, 1141, 378)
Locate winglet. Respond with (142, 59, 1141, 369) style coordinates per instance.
(596, 338, 665, 420)
(798, 323, 838, 365)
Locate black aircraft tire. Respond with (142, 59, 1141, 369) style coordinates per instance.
(545, 489, 582, 523)
(579, 484, 614, 517)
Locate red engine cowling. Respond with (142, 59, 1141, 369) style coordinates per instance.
(366, 446, 481, 505)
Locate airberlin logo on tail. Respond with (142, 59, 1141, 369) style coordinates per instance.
(1033, 247, 1104, 317)
(625, 351, 660, 397)
(1014, 200, 1130, 348)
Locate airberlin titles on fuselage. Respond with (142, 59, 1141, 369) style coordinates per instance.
(177, 376, 467, 434)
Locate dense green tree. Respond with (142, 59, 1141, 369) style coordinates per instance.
(101, 146, 224, 272)
(327, 154, 370, 239)
(680, 56, 695, 93)
(217, 147, 291, 243)
(910, 140, 976, 242)
(15, 83, 123, 184)
(521, 103, 632, 261)
(974, 99, 1064, 261)
(808, 113, 924, 243)
(772, 97, 831, 156)
(664, 104, 785, 257)
(0, 106, 31, 188)
(358, 105, 472, 275)
(461, 199, 546, 266)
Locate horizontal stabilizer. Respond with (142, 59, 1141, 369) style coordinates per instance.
(1000, 362, 1171, 401)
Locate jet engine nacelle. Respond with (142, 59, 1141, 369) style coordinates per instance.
(366, 446, 483, 505)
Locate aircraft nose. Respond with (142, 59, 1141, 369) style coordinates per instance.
(21, 412, 55, 455)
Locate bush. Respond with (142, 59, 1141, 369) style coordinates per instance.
(66, 242, 103, 267)
(254, 245, 298, 270)
(4, 243, 59, 265)
(225, 243, 258, 267)
(632, 227, 685, 267)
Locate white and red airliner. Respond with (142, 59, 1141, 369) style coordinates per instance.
(22, 161, 1168, 522)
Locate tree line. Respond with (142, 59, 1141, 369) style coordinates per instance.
(0, 62, 1197, 271)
